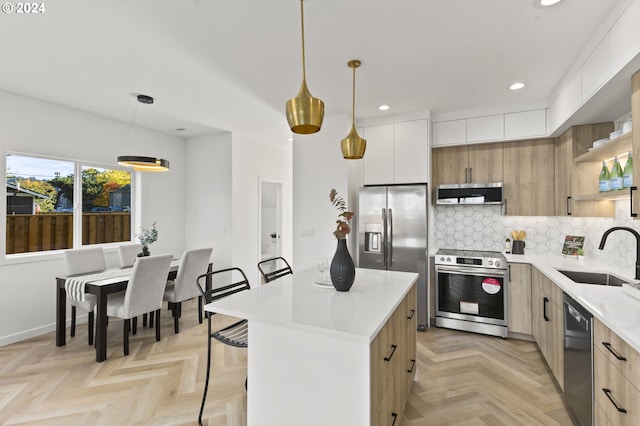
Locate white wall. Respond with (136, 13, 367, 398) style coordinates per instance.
(292, 113, 351, 271)
(0, 90, 187, 345)
(184, 132, 232, 269)
(231, 133, 293, 286)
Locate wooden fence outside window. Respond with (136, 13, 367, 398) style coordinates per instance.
(6, 212, 131, 254)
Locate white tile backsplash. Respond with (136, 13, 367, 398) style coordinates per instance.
(434, 199, 640, 277)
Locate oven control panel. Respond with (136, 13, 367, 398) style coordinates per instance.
(435, 249, 506, 270)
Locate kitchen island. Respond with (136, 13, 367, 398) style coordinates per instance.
(204, 267, 418, 426)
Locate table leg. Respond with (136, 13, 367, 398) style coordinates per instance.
(56, 279, 66, 346)
(95, 288, 108, 362)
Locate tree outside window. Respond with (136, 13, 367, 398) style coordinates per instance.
(6, 154, 132, 254)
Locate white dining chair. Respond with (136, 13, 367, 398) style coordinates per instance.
(117, 243, 143, 267)
(163, 247, 213, 333)
(106, 254, 173, 356)
(64, 247, 107, 345)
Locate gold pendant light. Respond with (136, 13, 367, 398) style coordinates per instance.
(117, 95, 170, 172)
(341, 60, 366, 159)
(286, 0, 324, 134)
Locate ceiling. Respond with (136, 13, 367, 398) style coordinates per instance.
(0, 0, 623, 139)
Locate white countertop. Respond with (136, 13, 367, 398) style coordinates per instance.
(204, 267, 418, 344)
(506, 253, 640, 353)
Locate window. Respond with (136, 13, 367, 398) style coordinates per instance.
(6, 154, 132, 255)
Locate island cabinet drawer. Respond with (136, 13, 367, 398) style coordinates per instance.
(403, 285, 417, 394)
(594, 347, 640, 425)
(371, 310, 401, 409)
(594, 318, 640, 386)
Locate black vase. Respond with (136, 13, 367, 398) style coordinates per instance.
(330, 238, 356, 292)
(138, 246, 150, 257)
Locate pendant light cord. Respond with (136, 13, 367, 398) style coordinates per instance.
(120, 102, 140, 155)
(300, 0, 306, 81)
(351, 65, 356, 125)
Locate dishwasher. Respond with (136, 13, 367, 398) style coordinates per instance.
(563, 293, 593, 426)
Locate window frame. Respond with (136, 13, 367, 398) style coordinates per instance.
(4, 151, 137, 261)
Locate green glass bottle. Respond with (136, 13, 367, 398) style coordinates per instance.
(611, 156, 623, 190)
(599, 161, 611, 192)
(623, 151, 633, 189)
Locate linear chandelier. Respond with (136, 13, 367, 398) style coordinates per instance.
(117, 94, 170, 172)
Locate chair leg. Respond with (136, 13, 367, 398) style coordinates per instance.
(88, 311, 94, 346)
(199, 317, 213, 426)
(70, 306, 77, 337)
(123, 319, 130, 356)
(173, 302, 181, 334)
(143, 313, 148, 327)
(132, 317, 138, 335)
(198, 296, 203, 324)
(155, 309, 161, 341)
(149, 311, 154, 328)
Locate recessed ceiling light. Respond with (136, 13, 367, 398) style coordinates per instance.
(378, 104, 391, 111)
(539, 0, 563, 6)
(509, 82, 525, 90)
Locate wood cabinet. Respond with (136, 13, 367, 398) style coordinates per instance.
(507, 263, 532, 335)
(363, 120, 428, 185)
(531, 267, 564, 389)
(594, 318, 640, 425)
(503, 138, 556, 216)
(432, 142, 503, 186)
(555, 123, 614, 216)
(371, 283, 417, 426)
(633, 69, 640, 219)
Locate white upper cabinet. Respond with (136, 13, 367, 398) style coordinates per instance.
(433, 109, 547, 146)
(394, 120, 429, 183)
(549, 70, 582, 132)
(582, 37, 611, 100)
(467, 114, 504, 143)
(505, 110, 547, 139)
(362, 124, 394, 185)
(432, 120, 466, 146)
(609, 0, 640, 74)
(362, 119, 429, 185)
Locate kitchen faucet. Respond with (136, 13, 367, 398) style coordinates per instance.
(598, 226, 640, 279)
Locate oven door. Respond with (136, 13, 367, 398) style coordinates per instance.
(435, 265, 507, 326)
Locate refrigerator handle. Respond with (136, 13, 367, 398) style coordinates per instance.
(387, 208, 393, 268)
(382, 208, 388, 269)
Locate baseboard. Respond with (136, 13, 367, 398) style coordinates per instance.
(0, 313, 89, 347)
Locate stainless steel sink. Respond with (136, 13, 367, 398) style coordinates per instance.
(556, 269, 626, 287)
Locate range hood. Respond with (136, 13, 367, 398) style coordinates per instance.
(436, 182, 503, 205)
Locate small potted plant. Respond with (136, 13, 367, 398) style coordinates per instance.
(136, 222, 158, 257)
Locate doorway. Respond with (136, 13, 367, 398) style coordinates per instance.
(259, 179, 283, 260)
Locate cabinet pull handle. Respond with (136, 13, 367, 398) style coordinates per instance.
(504, 198, 508, 215)
(391, 412, 398, 425)
(603, 388, 627, 413)
(407, 309, 415, 320)
(384, 344, 397, 362)
(508, 265, 511, 283)
(566, 196, 572, 216)
(631, 186, 638, 218)
(407, 359, 416, 373)
(543, 297, 550, 322)
(602, 342, 627, 361)
(469, 167, 473, 183)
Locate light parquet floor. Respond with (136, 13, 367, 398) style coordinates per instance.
(0, 302, 576, 425)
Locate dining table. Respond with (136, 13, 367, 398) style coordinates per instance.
(56, 259, 212, 362)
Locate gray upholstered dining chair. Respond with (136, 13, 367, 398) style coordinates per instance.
(117, 243, 144, 267)
(106, 254, 173, 356)
(163, 247, 213, 333)
(64, 247, 107, 345)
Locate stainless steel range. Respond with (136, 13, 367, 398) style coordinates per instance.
(435, 249, 508, 338)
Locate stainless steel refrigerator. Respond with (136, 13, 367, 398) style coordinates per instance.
(357, 184, 428, 330)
